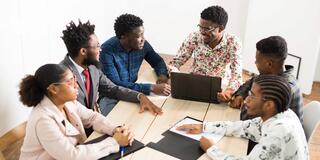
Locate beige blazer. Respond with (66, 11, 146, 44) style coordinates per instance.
(20, 96, 120, 160)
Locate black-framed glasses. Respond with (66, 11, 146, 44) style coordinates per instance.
(197, 24, 217, 33)
(247, 90, 266, 101)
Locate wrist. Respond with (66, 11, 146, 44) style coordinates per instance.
(202, 122, 206, 132)
(138, 94, 146, 101)
(206, 145, 218, 152)
(138, 93, 142, 101)
(150, 84, 154, 92)
(113, 125, 122, 134)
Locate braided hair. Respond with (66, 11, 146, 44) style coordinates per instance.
(254, 74, 291, 113)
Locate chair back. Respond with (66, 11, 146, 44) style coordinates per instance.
(303, 101, 320, 141)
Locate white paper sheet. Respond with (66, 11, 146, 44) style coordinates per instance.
(169, 117, 225, 143)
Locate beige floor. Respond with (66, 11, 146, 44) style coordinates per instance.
(1, 54, 319, 160)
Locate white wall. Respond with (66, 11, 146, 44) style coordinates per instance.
(242, 0, 320, 94)
(0, 0, 130, 136)
(0, 0, 319, 136)
(315, 48, 320, 81)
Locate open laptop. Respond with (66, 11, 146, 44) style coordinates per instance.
(170, 72, 222, 103)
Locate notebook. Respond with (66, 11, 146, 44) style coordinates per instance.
(170, 72, 222, 103)
(84, 134, 145, 160)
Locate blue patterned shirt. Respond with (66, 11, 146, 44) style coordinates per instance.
(100, 36, 168, 95)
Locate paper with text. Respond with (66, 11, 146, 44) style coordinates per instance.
(170, 117, 225, 143)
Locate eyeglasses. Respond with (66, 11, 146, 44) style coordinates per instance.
(247, 90, 266, 101)
(197, 24, 217, 33)
(51, 75, 77, 87)
(86, 43, 101, 49)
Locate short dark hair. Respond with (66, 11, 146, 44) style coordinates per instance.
(61, 20, 95, 58)
(201, 5, 228, 28)
(254, 75, 291, 113)
(19, 64, 68, 107)
(114, 13, 143, 39)
(256, 36, 288, 61)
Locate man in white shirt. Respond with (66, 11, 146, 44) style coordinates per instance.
(177, 74, 308, 160)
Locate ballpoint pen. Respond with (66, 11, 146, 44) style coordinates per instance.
(120, 146, 125, 159)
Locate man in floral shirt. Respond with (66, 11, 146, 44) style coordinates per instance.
(168, 5, 242, 102)
(177, 75, 308, 160)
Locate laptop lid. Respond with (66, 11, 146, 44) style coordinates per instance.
(170, 72, 221, 103)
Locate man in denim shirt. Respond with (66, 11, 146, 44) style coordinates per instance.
(99, 14, 170, 115)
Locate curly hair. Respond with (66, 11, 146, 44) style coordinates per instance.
(61, 20, 95, 58)
(19, 64, 68, 107)
(256, 36, 288, 61)
(114, 14, 143, 38)
(201, 5, 228, 28)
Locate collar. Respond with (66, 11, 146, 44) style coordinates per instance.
(198, 31, 227, 50)
(39, 96, 80, 136)
(68, 56, 85, 75)
(261, 109, 293, 126)
(280, 65, 295, 81)
(39, 96, 65, 124)
(212, 32, 227, 50)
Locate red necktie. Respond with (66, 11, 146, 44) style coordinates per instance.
(82, 69, 91, 106)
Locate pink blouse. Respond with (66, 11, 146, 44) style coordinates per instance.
(20, 96, 119, 160)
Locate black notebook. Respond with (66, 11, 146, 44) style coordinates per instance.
(85, 134, 145, 160)
(170, 72, 222, 103)
(146, 116, 205, 160)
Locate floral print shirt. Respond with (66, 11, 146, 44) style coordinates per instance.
(169, 32, 242, 90)
(203, 109, 309, 160)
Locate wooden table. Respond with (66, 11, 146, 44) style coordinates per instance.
(86, 70, 248, 160)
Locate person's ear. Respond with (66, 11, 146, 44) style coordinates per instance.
(47, 85, 59, 95)
(120, 34, 128, 40)
(263, 100, 276, 112)
(80, 48, 87, 56)
(266, 59, 273, 69)
(218, 26, 225, 32)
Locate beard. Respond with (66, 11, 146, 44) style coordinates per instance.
(83, 53, 102, 69)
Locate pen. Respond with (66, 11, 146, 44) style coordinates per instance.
(120, 146, 125, 158)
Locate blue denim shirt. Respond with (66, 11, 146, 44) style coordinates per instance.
(100, 36, 168, 95)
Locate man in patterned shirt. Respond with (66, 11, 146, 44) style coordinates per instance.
(177, 75, 308, 160)
(168, 5, 242, 103)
